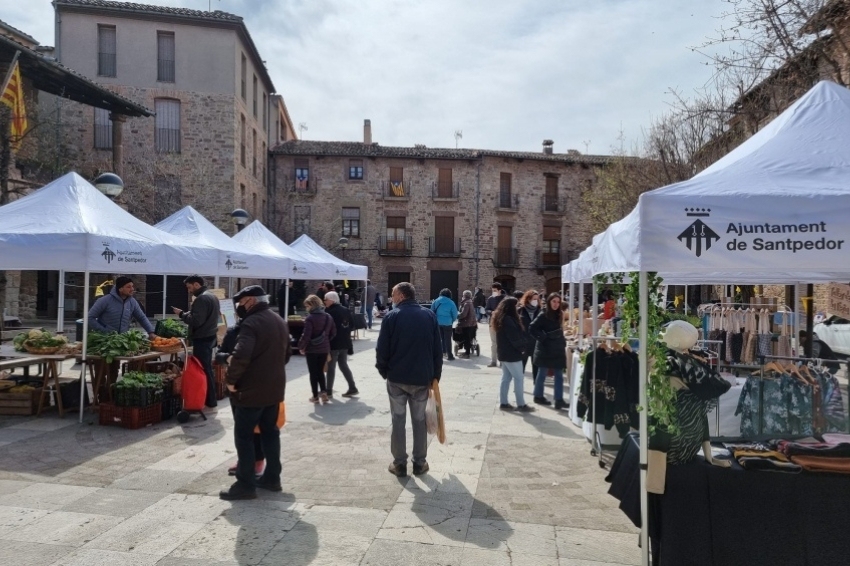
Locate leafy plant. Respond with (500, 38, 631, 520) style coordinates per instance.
(155, 318, 187, 339)
(14, 328, 68, 351)
(87, 329, 150, 363)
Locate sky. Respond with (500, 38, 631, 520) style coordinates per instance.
(3, 0, 731, 155)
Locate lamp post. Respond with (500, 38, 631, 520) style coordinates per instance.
(338, 236, 349, 261)
(93, 172, 124, 199)
(230, 209, 251, 295)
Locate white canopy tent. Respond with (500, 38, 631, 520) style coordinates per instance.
(289, 234, 369, 281)
(564, 80, 850, 565)
(0, 172, 223, 422)
(230, 221, 336, 280)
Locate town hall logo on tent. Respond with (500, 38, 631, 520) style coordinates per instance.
(101, 242, 115, 264)
(677, 208, 720, 258)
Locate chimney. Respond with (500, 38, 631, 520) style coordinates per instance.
(364, 119, 372, 144)
(542, 139, 554, 155)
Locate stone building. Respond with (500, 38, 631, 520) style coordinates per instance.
(8, 0, 297, 319)
(270, 122, 613, 301)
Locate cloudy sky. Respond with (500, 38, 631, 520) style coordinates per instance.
(5, 0, 730, 155)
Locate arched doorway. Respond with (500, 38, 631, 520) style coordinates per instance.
(493, 275, 516, 295)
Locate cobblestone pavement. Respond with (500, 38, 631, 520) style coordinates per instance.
(0, 321, 639, 565)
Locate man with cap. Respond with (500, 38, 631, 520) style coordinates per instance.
(88, 276, 156, 338)
(221, 285, 291, 500)
(172, 275, 221, 408)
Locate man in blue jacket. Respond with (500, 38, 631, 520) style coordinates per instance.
(376, 282, 442, 477)
(88, 276, 155, 338)
(430, 288, 459, 361)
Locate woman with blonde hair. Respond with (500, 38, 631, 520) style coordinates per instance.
(298, 294, 336, 404)
(529, 292, 567, 409)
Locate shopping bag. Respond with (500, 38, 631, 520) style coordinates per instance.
(426, 390, 438, 435)
(431, 378, 447, 444)
(254, 401, 286, 433)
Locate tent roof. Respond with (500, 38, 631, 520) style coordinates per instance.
(0, 172, 218, 274)
(289, 234, 368, 280)
(231, 221, 335, 280)
(567, 81, 850, 283)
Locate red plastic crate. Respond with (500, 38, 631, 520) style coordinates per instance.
(98, 402, 162, 429)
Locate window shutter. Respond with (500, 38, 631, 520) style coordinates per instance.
(94, 108, 113, 149)
(157, 32, 175, 82)
(155, 99, 181, 153)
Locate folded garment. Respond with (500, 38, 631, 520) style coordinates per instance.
(738, 457, 802, 473)
(790, 455, 850, 474)
(773, 439, 850, 458)
(822, 433, 850, 446)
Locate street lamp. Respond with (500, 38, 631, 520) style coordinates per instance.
(93, 172, 124, 199)
(338, 236, 349, 260)
(231, 208, 250, 233)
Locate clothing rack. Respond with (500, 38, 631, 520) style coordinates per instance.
(586, 335, 631, 470)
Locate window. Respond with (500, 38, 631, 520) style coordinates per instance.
(542, 226, 561, 265)
(240, 53, 247, 100)
(342, 207, 360, 237)
(499, 173, 512, 207)
(437, 168, 453, 197)
(157, 31, 175, 82)
(349, 159, 364, 180)
(97, 25, 116, 77)
(262, 141, 266, 181)
(240, 184, 246, 208)
(262, 93, 267, 131)
(252, 129, 257, 176)
(93, 108, 112, 149)
(154, 174, 181, 221)
(544, 175, 559, 211)
(386, 216, 406, 250)
(294, 205, 311, 236)
(154, 98, 181, 153)
(434, 216, 455, 253)
(389, 166, 404, 196)
(496, 225, 515, 265)
(252, 193, 257, 217)
(252, 74, 258, 118)
(240, 114, 246, 167)
(294, 158, 309, 191)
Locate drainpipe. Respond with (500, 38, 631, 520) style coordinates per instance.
(474, 157, 481, 288)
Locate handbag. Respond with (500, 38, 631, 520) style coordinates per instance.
(308, 313, 330, 345)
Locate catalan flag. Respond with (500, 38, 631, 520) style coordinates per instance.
(390, 181, 404, 197)
(1, 61, 27, 150)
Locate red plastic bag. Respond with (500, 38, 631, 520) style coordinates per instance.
(181, 355, 208, 411)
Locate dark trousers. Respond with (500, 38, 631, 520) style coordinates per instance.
(439, 325, 454, 358)
(306, 352, 328, 397)
(327, 349, 356, 393)
(230, 404, 265, 462)
(461, 326, 476, 353)
(522, 354, 538, 381)
(233, 403, 281, 489)
(192, 335, 217, 407)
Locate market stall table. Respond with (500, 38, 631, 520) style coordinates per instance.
(0, 345, 78, 417)
(81, 351, 175, 406)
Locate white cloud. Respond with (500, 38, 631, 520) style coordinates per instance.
(4, 0, 727, 154)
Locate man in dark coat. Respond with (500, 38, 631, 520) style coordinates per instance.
(221, 285, 291, 500)
(363, 280, 378, 329)
(376, 282, 442, 477)
(173, 275, 221, 408)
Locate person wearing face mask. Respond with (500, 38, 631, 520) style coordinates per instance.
(485, 282, 506, 367)
(221, 285, 291, 500)
(518, 289, 541, 379)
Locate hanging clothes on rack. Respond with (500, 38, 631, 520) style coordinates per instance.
(757, 308, 772, 358)
(577, 346, 639, 438)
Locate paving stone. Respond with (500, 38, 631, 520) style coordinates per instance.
(168, 516, 288, 565)
(360, 538, 462, 565)
(0, 540, 75, 566)
(0, 505, 49, 536)
(0, 482, 98, 510)
(465, 519, 557, 556)
(6, 417, 79, 432)
(459, 547, 559, 566)
(556, 526, 641, 564)
(49, 547, 161, 565)
(83, 514, 205, 555)
(58, 487, 168, 517)
(110, 469, 200, 493)
(3, 510, 118, 546)
(134, 493, 230, 523)
(0, 479, 31, 496)
(260, 524, 371, 566)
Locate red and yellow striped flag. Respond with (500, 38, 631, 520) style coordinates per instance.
(1, 62, 28, 150)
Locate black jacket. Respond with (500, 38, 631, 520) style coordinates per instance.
(180, 286, 220, 340)
(226, 303, 291, 407)
(376, 299, 442, 385)
(473, 290, 486, 308)
(485, 293, 505, 312)
(529, 312, 567, 368)
(496, 316, 526, 362)
(326, 303, 353, 351)
(518, 305, 541, 353)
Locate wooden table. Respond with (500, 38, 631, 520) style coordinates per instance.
(0, 345, 77, 417)
(82, 351, 171, 406)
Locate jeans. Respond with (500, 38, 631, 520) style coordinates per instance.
(387, 381, 429, 466)
(363, 303, 374, 329)
(534, 366, 564, 401)
(476, 306, 485, 322)
(327, 349, 356, 393)
(489, 326, 498, 363)
(305, 353, 328, 397)
(521, 354, 538, 382)
(439, 325, 454, 358)
(232, 403, 281, 489)
(500, 361, 525, 406)
(192, 335, 217, 407)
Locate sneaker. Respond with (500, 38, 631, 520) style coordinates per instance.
(516, 404, 535, 413)
(487, 362, 498, 368)
(447, 355, 455, 361)
(388, 462, 407, 477)
(554, 399, 569, 410)
(320, 392, 329, 404)
(412, 461, 430, 476)
(255, 476, 282, 492)
(534, 396, 552, 406)
(341, 389, 359, 397)
(308, 396, 319, 404)
(219, 482, 257, 501)
(499, 404, 515, 411)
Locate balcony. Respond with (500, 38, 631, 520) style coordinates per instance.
(494, 247, 519, 267)
(381, 180, 410, 200)
(290, 177, 317, 195)
(428, 236, 461, 257)
(431, 181, 459, 200)
(536, 249, 567, 268)
(496, 193, 519, 212)
(378, 235, 413, 256)
(541, 195, 566, 214)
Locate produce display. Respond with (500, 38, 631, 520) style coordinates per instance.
(13, 329, 68, 353)
(155, 318, 188, 339)
(113, 371, 164, 407)
(150, 336, 183, 351)
(87, 329, 150, 363)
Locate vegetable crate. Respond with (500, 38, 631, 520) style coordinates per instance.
(98, 402, 162, 429)
(111, 384, 164, 408)
(161, 395, 181, 420)
(0, 387, 42, 416)
(214, 366, 227, 401)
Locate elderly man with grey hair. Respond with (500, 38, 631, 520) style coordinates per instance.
(457, 289, 478, 357)
(323, 291, 359, 397)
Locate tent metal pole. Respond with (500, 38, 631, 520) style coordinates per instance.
(684, 285, 688, 316)
(577, 282, 584, 349)
(214, 275, 220, 289)
(638, 270, 650, 566)
(568, 281, 574, 329)
(591, 280, 599, 457)
(56, 270, 65, 333)
(284, 278, 290, 322)
(161, 275, 167, 319)
(78, 271, 90, 424)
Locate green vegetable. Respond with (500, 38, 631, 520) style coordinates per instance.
(156, 318, 188, 338)
(87, 329, 150, 363)
(15, 328, 68, 351)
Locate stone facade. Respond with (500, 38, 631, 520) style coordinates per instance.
(270, 141, 604, 300)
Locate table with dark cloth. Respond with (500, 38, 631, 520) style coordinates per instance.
(606, 432, 850, 566)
